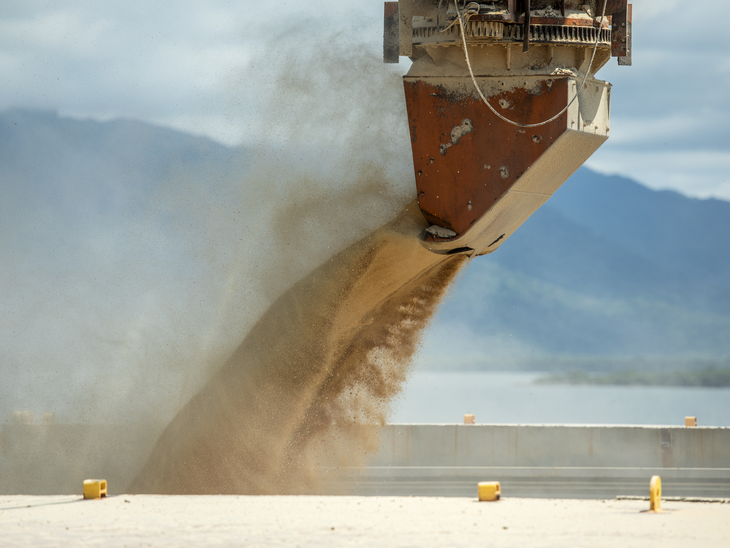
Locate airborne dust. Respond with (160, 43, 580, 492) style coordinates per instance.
(1, 35, 468, 494)
(126, 37, 470, 493)
(131, 207, 465, 494)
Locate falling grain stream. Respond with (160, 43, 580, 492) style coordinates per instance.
(130, 203, 466, 494)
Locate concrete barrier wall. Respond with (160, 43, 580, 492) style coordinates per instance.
(371, 424, 730, 469)
(350, 424, 730, 498)
(2, 423, 729, 498)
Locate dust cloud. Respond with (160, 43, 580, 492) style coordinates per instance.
(131, 207, 465, 494)
(1, 26, 468, 494)
(127, 35, 471, 492)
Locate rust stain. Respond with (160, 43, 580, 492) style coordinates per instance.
(404, 78, 569, 236)
(610, 1, 630, 57)
(383, 1, 398, 18)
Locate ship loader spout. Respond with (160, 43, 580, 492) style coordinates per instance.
(384, 0, 632, 256)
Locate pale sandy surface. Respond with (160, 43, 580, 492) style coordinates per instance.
(1, 495, 728, 547)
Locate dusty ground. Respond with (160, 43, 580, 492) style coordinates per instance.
(0, 495, 727, 547)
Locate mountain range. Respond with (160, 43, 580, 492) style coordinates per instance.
(2, 109, 729, 375)
(430, 168, 730, 371)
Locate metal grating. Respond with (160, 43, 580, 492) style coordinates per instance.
(413, 20, 611, 47)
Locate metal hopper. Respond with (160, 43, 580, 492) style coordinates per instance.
(384, 0, 632, 255)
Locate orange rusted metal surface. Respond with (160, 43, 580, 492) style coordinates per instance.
(612, 3, 632, 61)
(386, 0, 625, 254)
(608, 0, 629, 56)
(404, 78, 569, 240)
(383, 1, 397, 18)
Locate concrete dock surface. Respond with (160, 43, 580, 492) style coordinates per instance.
(1, 495, 728, 547)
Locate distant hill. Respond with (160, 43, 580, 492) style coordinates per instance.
(2, 109, 729, 378)
(0, 109, 251, 422)
(0, 108, 244, 278)
(428, 171, 730, 371)
(0, 108, 236, 208)
(549, 171, 730, 288)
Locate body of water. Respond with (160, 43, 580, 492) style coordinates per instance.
(390, 371, 730, 426)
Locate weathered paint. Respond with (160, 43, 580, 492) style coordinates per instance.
(383, 2, 399, 63)
(390, 0, 625, 255)
(404, 78, 568, 236)
(610, 1, 630, 58)
(617, 3, 632, 66)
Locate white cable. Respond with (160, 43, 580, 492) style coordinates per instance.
(453, 0, 608, 128)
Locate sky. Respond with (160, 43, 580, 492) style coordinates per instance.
(1, 0, 728, 201)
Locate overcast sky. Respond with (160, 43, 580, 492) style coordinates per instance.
(1, 0, 728, 200)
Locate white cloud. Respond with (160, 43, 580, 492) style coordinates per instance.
(1, 0, 728, 200)
(0, 51, 20, 72)
(587, 149, 730, 200)
(590, 0, 730, 199)
(0, 9, 112, 56)
(720, 56, 730, 74)
(635, 0, 682, 19)
(0, 0, 381, 122)
(609, 113, 710, 146)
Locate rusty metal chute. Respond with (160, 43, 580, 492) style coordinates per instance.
(384, 0, 632, 256)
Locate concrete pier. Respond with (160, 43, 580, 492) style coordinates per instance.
(1, 423, 728, 498)
(350, 424, 730, 499)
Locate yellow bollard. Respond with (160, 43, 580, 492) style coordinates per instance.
(464, 414, 476, 425)
(83, 479, 108, 500)
(649, 475, 662, 512)
(478, 481, 501, 501)
(685, 416, 697, 427)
